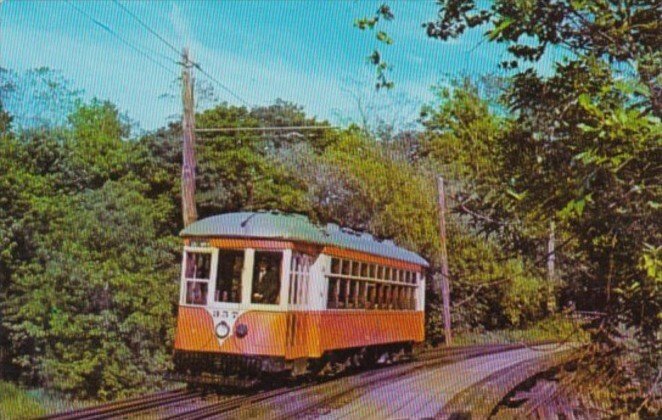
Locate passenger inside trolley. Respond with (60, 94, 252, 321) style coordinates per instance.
(251, 251, 281, 304)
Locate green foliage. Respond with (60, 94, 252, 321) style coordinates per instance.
(501, 58, 661, 334)
(419, 79, 503, 182)
(0, 381, 45, 419)
(500, 260, 544, 327)
(279, 131, 440, 257)
(432, 223, 545, 339)
(354, 4, 395, 89)
(0, 90, 179, 399)
(194, 100, 330, 216)
(453, 315, 590, 346)
(281, 127, 547, 344)
(0, 92, 344, 400)
(8, 55, 654, 412)
(420, 0, 661, 413)
(4, 179, 178, 399)
(0, 67, 81, 129)
(0, 101, 12, 135)
(64, 100, 136, 190)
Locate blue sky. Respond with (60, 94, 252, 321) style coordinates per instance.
(1, 1, 535, 131)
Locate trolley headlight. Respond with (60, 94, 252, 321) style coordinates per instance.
(235, 323, 248, 339)
(215, 321, 230, 339)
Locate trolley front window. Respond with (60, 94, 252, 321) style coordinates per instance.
(215, 250, 244, 303)
(251, 251, 282, 305)
(184, 251, 212, 305)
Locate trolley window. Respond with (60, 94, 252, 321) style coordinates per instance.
(215, 250, 244, 303)
(184, 251, 212, 305)
(251, 251, 282, 305)
(289, 253, 312, 305)
(326, 257, 419, 310)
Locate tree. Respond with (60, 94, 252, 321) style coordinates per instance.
(0, 134, 57, 380)
(356, 1, 658, 410)
(0, 67, 81, 129)
(63, 99, 134, 191)
(419, 0, 661, 413)
(193, 101, 333, 217)
(424, 0, 660, 114)
(0, 101, 12, 135)
(0, 96, 181, 398)
(4, 180, 178, 399)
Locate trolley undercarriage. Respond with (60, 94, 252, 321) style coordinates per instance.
(172, 342, 417, 388)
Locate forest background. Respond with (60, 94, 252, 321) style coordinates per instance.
(0, 0, 659, 417)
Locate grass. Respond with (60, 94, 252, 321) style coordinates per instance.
(0, 381, 46, 420)
(0, 378, 186, 418)
(452, 315, 591, 347)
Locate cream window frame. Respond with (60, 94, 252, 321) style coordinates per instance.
(180, 246, 217, 307)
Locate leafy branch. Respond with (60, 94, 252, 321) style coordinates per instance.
(354, 3, 395, 90)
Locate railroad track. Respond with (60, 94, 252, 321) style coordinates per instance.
(39, 389, 204, 420)
(168, 342, 542, 420)
(40, 342, 554, 420)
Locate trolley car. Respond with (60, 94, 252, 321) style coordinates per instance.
(173, 212, 428, 385)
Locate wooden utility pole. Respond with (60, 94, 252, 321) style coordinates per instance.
(437, 176, 452, 345)
(181, 47, 198, 227)
(546, 221, 557, 313)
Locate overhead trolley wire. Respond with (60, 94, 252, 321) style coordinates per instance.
(195, 125, 337, 133)
(86, 0, 336, 131)
(111, 0, 181, 57)
(191, 63, 253, 108)
(111, 0, 253, 108)
(65, 0, 178, 76)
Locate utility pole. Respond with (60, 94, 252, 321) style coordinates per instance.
(546, 221, 557, 313)
(437, 176, 452, 345)
(181, 47, 198, 228)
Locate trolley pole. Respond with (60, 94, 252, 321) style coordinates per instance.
(437, 176, 452, 345)
(181, 47, 198, 228)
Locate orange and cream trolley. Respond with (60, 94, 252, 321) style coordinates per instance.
(173, 212, 428, 384)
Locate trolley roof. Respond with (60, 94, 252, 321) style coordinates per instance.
(181, 212, 429, 267)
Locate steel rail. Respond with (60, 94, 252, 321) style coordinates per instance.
(40, 342, 557, 420)
(168, 342, 541, 420)
(272, 344, 543, 420)
(40, 389, 199, 420)
(40, 389, 185, 420)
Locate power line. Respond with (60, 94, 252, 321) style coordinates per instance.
(66, 0, 178, 77)
(81, 0, 271, 111)
(110, 0, 252, 108)
(195, 125, 337, 133)
(191, 62, 253, 107)
(111, 0, 181, 58)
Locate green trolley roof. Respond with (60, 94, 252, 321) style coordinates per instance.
(181, 211, 429, 267)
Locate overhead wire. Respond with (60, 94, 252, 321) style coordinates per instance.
(79, 1, 337, 132)
(195, 125, 336, 133)
(191, 62, 253, 107)
(110, 0, 253, 108)
(111, 0, 181, 57)
(65, 0, 178, 77)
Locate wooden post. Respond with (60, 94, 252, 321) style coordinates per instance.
(437, 176, 452, 345)
(181, 47, 198, 227)
(546, 221, 557, 313)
